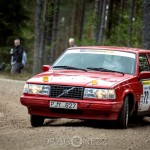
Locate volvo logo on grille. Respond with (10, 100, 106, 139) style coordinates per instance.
(57, 87, 75, 97)
(63, 89, 69, 95)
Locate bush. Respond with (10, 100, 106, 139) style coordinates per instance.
(0, 47, 11, 64)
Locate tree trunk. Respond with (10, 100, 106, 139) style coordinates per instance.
(33, 0, 41, 75)
(50, 0, 60, 64)
(142, 0, 150, 49)
(128, 0, 135, 47)
(78, 0, 86, 41)
(106, 0, 114, 38)
(94, 0, 100, 43)
(98, 0, 107, 44)
(117, 0, 125, 44)
(39, 0, 47, 68)
(44, 0, 55, 65)
(71, 0, 80, 37)
(118, 0, 125, 24)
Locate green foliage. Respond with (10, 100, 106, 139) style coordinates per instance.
(0, 47, 11, 64)
(82, 10, 96, 46)
(102, 1, 143, 48)
(0, 0, 146, 75)
(0, 0, 33, 71)
(103, 11, 129, 46)
(131, 17, 142, 48)
(0, 0, 30, 46)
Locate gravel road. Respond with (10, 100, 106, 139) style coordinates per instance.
(0, 78, 150, 150)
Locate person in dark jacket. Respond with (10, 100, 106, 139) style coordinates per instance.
(10, 38, 24, 74)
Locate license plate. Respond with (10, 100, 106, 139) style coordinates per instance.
(50, 101, 77, 110)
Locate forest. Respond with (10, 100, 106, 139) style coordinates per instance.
(0, 0, 150, 75)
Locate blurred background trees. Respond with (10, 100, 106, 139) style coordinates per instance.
(0, 0, 149, 75)
(142, 0, 150, 49)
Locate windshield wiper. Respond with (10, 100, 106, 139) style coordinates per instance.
(52, 66, 87, 72)
(87, 67, 124, 75)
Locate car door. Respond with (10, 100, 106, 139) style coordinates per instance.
(138, 53, 150, 114)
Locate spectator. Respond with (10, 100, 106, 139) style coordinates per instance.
(69, 38, 76, 47)
(10, 38, 24, 74)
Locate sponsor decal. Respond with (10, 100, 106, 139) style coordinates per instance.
(139, 80, 150, 111)
(43, 76, 49, 82)
(92, 80, 98, 85)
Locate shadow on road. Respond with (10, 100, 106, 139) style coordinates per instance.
(44, 119, 117, 129)
(42, 116, 150, 129)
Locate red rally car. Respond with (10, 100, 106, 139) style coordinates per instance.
(20, 46, 150, 129)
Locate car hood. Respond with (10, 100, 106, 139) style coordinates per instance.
(27, 70, 133, 88)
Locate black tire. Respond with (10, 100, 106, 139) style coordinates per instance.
(137, 116, 145, 125)
(30, 115, 44, 127)
(118, 97, 129, 129)
(129, 102, 138, 124)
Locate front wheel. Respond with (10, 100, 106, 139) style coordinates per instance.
(117, 97, 129, 129)
(30, 115, 44, 127)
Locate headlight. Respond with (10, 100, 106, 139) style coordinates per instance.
(84, 88, 116, 99)
(23, 83, 50, 95)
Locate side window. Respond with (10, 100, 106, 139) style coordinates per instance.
(139, 54, 150, 72)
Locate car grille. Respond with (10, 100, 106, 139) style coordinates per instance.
(50, 85, 83, 99)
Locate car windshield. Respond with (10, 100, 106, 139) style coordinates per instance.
(52, 49, 136, 75)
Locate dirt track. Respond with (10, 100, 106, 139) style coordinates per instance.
(0, 78, 150, 150)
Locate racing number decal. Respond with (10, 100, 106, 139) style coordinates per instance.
(139, 80, 150, 111)
(143, 91, 149, 104)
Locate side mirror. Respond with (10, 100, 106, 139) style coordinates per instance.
(139, 71, 150, 80)
(42, 65, 51, 72)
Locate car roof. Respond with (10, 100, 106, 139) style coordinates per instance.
(68, 46, 150, 54)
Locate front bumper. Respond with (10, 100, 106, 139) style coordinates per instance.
(20, 95, 122, 120)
